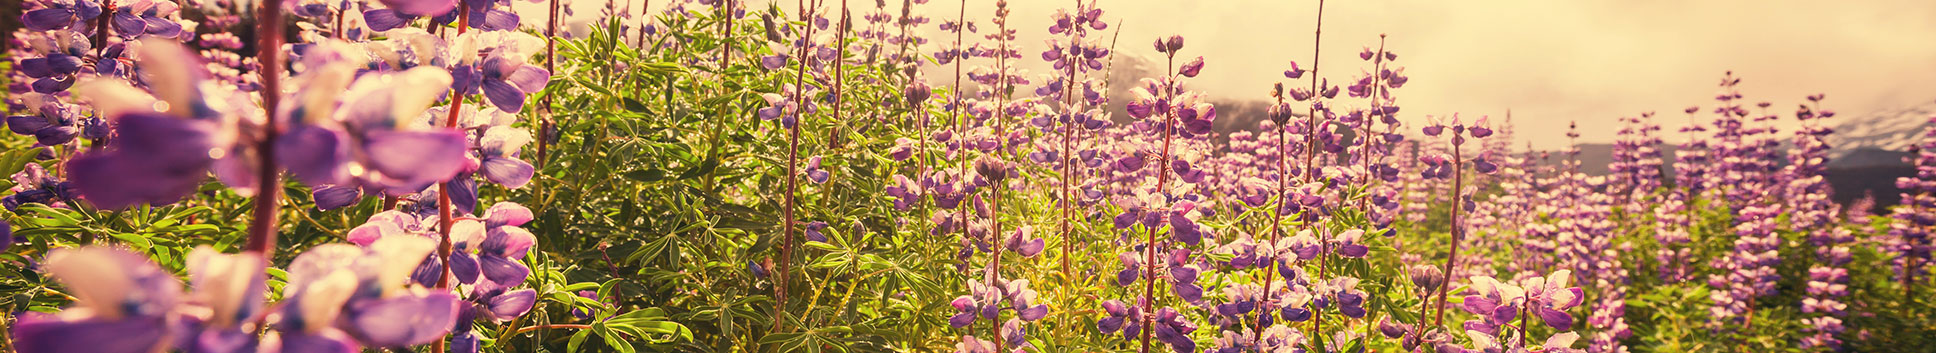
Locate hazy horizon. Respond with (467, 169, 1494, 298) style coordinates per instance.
(560, 0, 1936, 150)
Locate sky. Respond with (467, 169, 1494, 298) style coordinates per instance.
(575, 0, 1936, 150)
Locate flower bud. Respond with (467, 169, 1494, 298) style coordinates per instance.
(1408, 264, 1444, 296)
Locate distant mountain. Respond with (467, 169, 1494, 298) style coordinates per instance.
(1525, 102, 1934, 213)
(1822, 102, 1934, 210)
(1826, 101, 1936, 166)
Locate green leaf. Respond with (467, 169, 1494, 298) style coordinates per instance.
(623, 169, 668, 182)
(567, 329, 591, 353)
(574, 76, 615, 97)
(676, 158, 720, 180)
(19, 204, 81, 227)
(108, 233, 153, 250)
(622, 97, 652, 113)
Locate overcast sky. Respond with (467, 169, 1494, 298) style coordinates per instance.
(579, 0, 1936, 150)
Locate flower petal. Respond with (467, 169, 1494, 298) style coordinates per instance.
(1537, 307, 1574, 331)
(21, 9, 77, 31)
(484, 289, 537, 321)
(504, 66, 551, 93)
(343, 293, 461, 348)
(278, 126, 351, 186)
(449, 251, 481, 284)
(263, 330, 359, 353)
(311, 185, 363, 211)
(477, 255, 530, 286)
(481, 226, 536, 259)
(470, 9, 519, 31)
(483, 202, 533, 227)
(361, 129, 467, 185)
(12, 315, 170, 353)
(111, 12, 146, 36)
(361, 10, 415, 32)
(479, 157, 533, 189)
(378, 0, 457, 16)
(480, 80, 526, 113)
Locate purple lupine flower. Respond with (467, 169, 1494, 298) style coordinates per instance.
(1890, 115, 1936, 322)
(474, 125, 535, 188)
(66, 111, 219, 209)
(176, 248, 270, 352)
(759, 91, 800, 128)
(1444, 330, 1582, 353)
(1275, 229, 1322, 262)
(1208, 328, 1258, 353)
(1149, 307, 1197, 352)
(376, 0, 455, 16)
(11, 247, 181, 353)
(274, 236, 459, 350)
(2, 163, 75, 211)
(1004, 280, 1049, 321)
(949, 295, 981, 328)
(430, 202, 538, 289)
(1710, 204, 1781, 324)
(1459, 275, 1525, 335)
(804, 221, 830, 242)
(1322, 276, 1369, 318)
(1178, 56, 1204, 78)
(106, 0, 186, 39)
(884, 174, 922, 211)
(1522, 270, 1585, 331)
(569, 290, 602, 320)
(0, 219, 11, 253)
(1214, 283, 1262, 318)
(804, 156, 830, 184)
(468, 288, 537, 322)
(1005, 225, 1045, 257)
(998, 318, 1030, 349)
(14, 33, 92, 94)
(761, 54, 789, 70)
(447, 31, 550, 113)
(322, 66, 471, 194)
(1097, 299, 1141, 339)
(953, 335, 997, 353)
(1788, 99, 1847, 349)
(1275, 290, 1315, 323)
(889, 138, 917, 161)
(1330, 229, 1369, 257)
(1213, 233, 1261, 269)
(20, 0, 104, 31)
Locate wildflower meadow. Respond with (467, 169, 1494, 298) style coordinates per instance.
(0, 0, 1931, 352)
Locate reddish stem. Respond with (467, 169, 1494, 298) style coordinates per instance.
(986, 4, 1010, 349)
(1432, 141, 1464, 327)
(537, 0, 560, 168)
(1139, 52, 1177, 353)
(1056, 0, 1081, 286)
(243, 0, 284, 258)
(774, 0, 822, 332)
(1303, 0, 1327, 343)
(434, 0, 472, 290)
(513, 324, 593, 334)
(827, 1, 850, 150)
(1254, 94, 1288, 348)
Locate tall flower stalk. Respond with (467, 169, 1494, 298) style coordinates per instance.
(1140, 36, 1180, 353)
(774, 0, 823, 332)
(1893, 116, 1936, 300)
(433, 0, 474, 293)
(1414, 114, 1496, 329)
(1791, 94, 1849, 349)
(243, 0, 286, 257)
